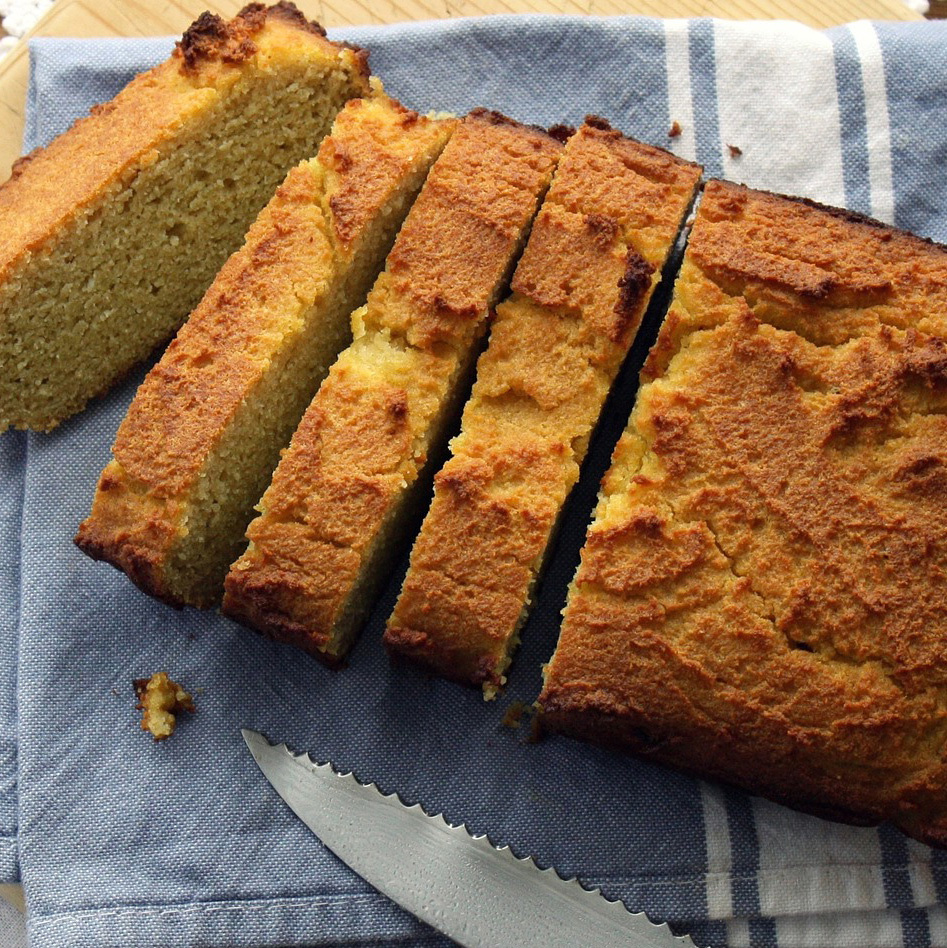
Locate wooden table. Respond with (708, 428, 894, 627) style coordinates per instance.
(0, 0, 927, 928)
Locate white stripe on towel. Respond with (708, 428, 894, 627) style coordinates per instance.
(849, 20, 895, 223)
(776, 908, 911, 948)
(700, 784, 734, 920)
(712, 19, 845, 207)
(663, 19, 697, 164)
(750, 797, 886, 919)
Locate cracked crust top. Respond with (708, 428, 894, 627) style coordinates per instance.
(540, 179, 947, 847)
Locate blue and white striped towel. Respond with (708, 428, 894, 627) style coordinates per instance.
(1, 15, 946, 948)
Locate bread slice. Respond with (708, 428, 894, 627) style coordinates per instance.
(76, 96, 454, 608)
(384, 118, 701, 695)
(222, 110, 563, 663)
(0, 2, 370, 432)
(539, 180, 947, 847)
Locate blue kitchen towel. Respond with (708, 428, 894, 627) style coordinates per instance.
(2, 14, 947, 948)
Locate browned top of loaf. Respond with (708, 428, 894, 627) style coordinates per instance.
(540, 179, 947, 847)
(224, 110, 562, 655)
(513, 115, 700, 347)
(0, 2, 368, 284)
(226, 341, 459, 655)
(74, 96, 448, 604)
(384, 120, 701, 687)
(361, 108, 563, 350)
(176, 2, 336, 71)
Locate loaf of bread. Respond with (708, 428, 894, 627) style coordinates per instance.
(385, 118, 701, 695)
(222, 110, 563, 663)
(76, 96, 454, 608)
(0, 1, 370, 432)
(539, 180, 947, 847)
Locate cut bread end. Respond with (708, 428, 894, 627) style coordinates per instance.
(0, 3, 371, 432)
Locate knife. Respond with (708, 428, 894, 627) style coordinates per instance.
(242, 729, 701, 948)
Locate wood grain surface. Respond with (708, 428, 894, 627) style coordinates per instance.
(0, 882, 24, 912)
(0, 885, 26, 912)
(0, 0, 927, 925)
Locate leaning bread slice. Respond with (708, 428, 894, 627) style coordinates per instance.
(222, 110, 563, 663)
(0, 2, 371, 432)
(76, 96, 454, 608)
(385, 118, 701, 695)
(539, 180, 947, 848)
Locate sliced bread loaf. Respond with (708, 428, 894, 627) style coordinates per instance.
(385, 118, 701, 694)
(76, 96, 454, 607)
(222, 110, 563, 663)
(0, 2, 370, 431)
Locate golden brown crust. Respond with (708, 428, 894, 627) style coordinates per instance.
(223, 112, 562, 660)
(75, 98, 452, 607)
(368, 110, 564, 348)
(248, 0, 327, 36)
(224, 343, 456, 654)
(642, 180, 947, 381)
(75, 460, 187, 606)
(465, 107, 564, 146)
(0, 3, 367, 287)
(223, 534, 360, 668)
(385, 121, 702, 690)
(384, 441, 569, 686)
(175, 3, 368, 77)
(256, 0, 370, 78)
(513, 120, 700, 346)
(540, 180, 947, 847)
(323, 99, 434, 246)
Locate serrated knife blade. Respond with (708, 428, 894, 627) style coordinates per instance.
(242, 729, 701, 948)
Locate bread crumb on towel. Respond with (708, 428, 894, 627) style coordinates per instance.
(134, 672, 195, 741)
